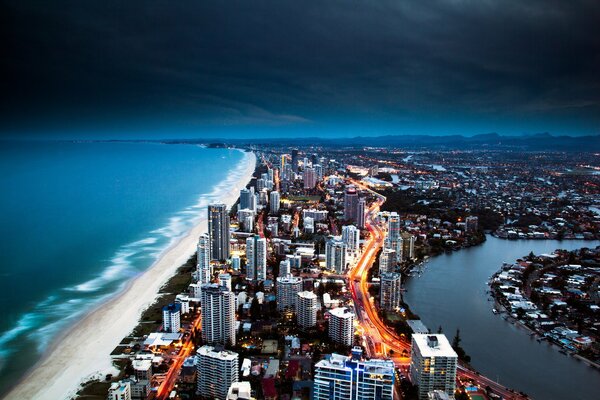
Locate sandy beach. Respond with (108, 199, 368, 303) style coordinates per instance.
(4, 150, 255, 400)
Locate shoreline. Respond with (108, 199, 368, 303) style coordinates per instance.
(3, 150, 256, 400)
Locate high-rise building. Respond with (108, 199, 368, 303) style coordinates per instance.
(219, 272, 232, 292)
(246, 235, 267, 282)
(279, 259, 291, 277)
(326, 239, 347, 273)
(341, 225, 360, 252)
(162, 303, 181, 333)
(269, 190, 280, 214)
(196, 345, 239, 400)
(328, 307, 355, 346)
(313, 353, 395, 400)
(231, 254, 241, 271)
(378, 248, 396, 274)
(303, 167, 317, 189)
(296, 291, 317, 329)
(400, 233, 415, 261)
(344, 186, 359, 222)
(380, 272, 402, 312)
(276, 275, 303, 311)
(291, 149, 299, 173)
(239, 187, 256, 212)
(108, 381, 132, 400)
(197, 233, 212, 286)
(314, 164, 323, 181)
(384, 212, 402, 262)
(410, 334, 458, 400)
(208, 204, 230, 261)
(201, 283, 236, 346)
(357, 198, 366, 229)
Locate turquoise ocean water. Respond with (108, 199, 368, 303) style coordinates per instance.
(0, 141, 245, 395)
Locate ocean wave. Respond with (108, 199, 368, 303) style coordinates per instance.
(0, 148, 253, 365)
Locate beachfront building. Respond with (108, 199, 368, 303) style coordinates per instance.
(201, 283, 236, 346)
(246, 234, 267, 282)
(296, 291, 318, 329)
(107, 381, 132, 400)
(208, 204, 230, 261)
(276, 275, 303, 311)
(410, 334, 458, 400)
(196, 345, 239, 400)
(380, 272, 402, 312)
(313, 353, 395, 400)
(162, 303, 181, 333)
(197, 233, 212, 286)
(328, 307, 355, 346)
(239, 187, 256, 212)
(325, 238, 347, 274)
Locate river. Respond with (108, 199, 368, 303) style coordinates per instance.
(404, 235, 600, 400)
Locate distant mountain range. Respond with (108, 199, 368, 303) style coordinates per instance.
(163, 132, 599, 152)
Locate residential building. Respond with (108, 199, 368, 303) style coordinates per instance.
(227, 381, 254, 400)
(162, 303, 181, 333)
(108, 381, 132, 400)
(276, 275, 303, 311)
(380, 272, 402, 312)
(269, 190, 280, 214)
(378, 248, 396, 274)
(357, 198, 366, 229)
(219, 272, 232, 291)
(328, 307, 355, 346)
(246, 235, 267, 282)
(344, 186, 359, 221)
(303, 166, 317, 189)
(342, 225, 360, 252)
(201, 283, 236, 346)
(410, 334, 458, 400)
(196, 345, 239, 400)
(209, 204, 230, 261)
(197, 233, 212, 286)
(296, 291, 318, 329)
(326, 238, 347, 273)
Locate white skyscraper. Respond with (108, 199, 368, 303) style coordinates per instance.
(269, 190, 280, 214)
(196, 345, 239, 400)
(201, 283, 236, 346)
(208, 204, 230, 261)
(197, 233, 212, 286)
(410, 334, 458, 400)
(380, 272, 402, 312)
(328, 307, 355, 346)
(246, 235, 267, 281)
(326, 239, 347, 274)
(314, 354, 395, 400)
(276, 275, 303, 311)
(341, 225, 360, 252)
(296, 291, 318, 329)
(162, 303, 181, 333)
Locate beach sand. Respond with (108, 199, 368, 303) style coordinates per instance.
(4, 150, 255, 400)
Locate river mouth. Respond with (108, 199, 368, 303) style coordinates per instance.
(404, 235, 600, 400)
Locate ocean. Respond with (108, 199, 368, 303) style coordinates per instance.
(0, 141, 246, 395)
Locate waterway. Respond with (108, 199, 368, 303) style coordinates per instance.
(404, 236, 600, 400)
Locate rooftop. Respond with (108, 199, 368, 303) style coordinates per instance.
(412, 334, 457, 358)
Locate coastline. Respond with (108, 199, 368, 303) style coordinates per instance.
(3, 149, 256, 400)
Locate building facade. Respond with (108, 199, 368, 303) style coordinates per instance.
(245, 235, 267, 282)
(296, 291, 318, 329)
(276, 275, 303, 311)
(380, 272, 402, 312)
(201, 283, 236, 346)
(328, 307, 355, 346)
(410, 334, 458, 400)
(208, 204, 230, 261)
(196, 345, 239, 400)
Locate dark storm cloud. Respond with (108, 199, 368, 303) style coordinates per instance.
(2, 0, 600, 137)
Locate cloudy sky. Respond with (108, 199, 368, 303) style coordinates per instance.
(2, 0, 599, 138)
